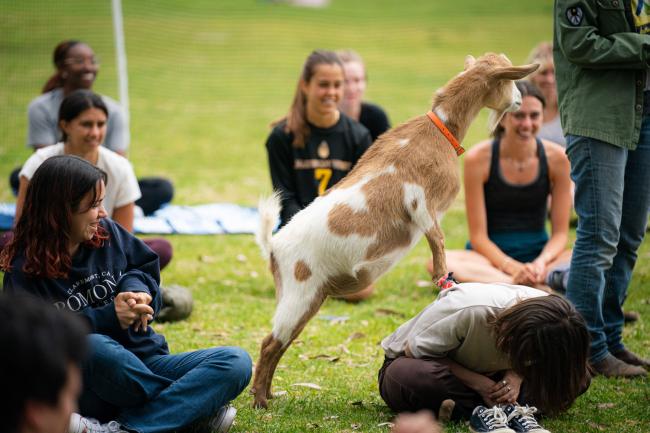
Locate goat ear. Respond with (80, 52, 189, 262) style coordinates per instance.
(492, 63, 540, 80)
(464, 55, 476, 70)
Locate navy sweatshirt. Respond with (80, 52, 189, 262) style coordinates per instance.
(3, 218, 169, 359)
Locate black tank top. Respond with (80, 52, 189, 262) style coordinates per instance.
(484, 138, 550, 233)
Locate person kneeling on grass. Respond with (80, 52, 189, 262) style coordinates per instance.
(1, 155, 252, 433)
(378, 282, 591, 433)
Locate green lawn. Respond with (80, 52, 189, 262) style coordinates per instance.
(1, 1, 649, 432)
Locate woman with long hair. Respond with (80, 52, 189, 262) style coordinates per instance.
(378, 282, 590, 430)
(1, 155, 251, 433)
(433, 81, 573, 290)
(265, 49, 373, 301)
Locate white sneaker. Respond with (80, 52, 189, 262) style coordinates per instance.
(68, 413, 128, 433)
(209, 405, 237, 433)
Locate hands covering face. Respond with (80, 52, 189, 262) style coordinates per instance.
(489, 370, 522, 405)
(114, 292, 154, 332)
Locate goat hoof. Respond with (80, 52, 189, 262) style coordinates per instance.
(252, 396, 269, 409)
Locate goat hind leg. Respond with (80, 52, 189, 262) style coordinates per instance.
(252, 287, 326, 408)
(262, 290, 325, 398)
(251, 334, 283, 408)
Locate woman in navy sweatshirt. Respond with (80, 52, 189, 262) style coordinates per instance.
(1, 155, 251, 433)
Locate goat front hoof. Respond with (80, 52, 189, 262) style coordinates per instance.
(252, 395, 269, 409)
(250, 387, 269, 409)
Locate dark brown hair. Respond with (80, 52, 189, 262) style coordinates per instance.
(490, 294, 590, 415)
(42, 40, 82, 93)
(59, 89, 109, 142)
(492, 80, 546, 139)
(276, 49, 344, 148)
(0, 155, 109, 278)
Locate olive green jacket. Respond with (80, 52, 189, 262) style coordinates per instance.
(553, 0, 650, 149)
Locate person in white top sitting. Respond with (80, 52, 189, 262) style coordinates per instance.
(13, 90, 173, 273)
(378, 282, 590, 429)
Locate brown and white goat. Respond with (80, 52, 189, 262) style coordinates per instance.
(252, 53, 539, 408)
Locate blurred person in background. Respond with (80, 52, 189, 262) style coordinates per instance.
(526, 41, 565, 147)
(337, 49, 391, 142)
(10, 39, 172, 217)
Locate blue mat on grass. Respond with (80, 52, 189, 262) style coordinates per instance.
(0, 203, 261, 235)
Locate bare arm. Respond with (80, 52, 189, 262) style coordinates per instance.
(529, 142, 572, 281)
(112, 203, 135, 232)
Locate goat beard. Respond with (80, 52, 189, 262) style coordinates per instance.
(487, 109, 507, 134)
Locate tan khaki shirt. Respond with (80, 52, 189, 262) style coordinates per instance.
(381, 283, 547, 374)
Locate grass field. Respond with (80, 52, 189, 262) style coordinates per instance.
(1, 1, 649, 432)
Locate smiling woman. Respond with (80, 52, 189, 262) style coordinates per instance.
(14, 91, 139, 228)
(0, 155, 252, 433)
(264, 49, 374, 301)
(433, 81, 573, 291)
(29, 40, 128, 154)
(68, 179, 108, 255)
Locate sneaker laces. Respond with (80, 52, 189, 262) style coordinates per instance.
(481, 406, 510, 429)
(507, 405, 542, 429)
(85, 420, 126, 433)
(105, 421, 127, 433)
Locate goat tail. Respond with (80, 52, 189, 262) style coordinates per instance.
(255, 192, 282, 260)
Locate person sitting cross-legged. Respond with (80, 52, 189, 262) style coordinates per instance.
(1, 155, 252, 433)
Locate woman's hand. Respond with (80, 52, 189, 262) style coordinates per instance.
(509, 261, 538, 286)
(529, 258, 547, 283)
(472, 374, 499, 407)
(125, 292, 153, 332)
(114, 292, 154, 331)
(489, 370, 522, 404)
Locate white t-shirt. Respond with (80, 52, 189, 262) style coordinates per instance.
(19, 143, 141, 216)
(381, 283, 548, 374)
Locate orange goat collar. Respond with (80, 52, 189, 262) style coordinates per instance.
(426, 111, 465, 156)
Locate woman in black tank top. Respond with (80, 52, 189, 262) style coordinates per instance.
(427, 81, 573, 290)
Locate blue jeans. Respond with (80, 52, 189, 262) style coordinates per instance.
(79, 334, 252, 433)
(565, 110, 650, 363)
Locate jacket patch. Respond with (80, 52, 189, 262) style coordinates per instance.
(566, 6, 584, 26)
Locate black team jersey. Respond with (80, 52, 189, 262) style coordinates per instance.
(265, 113, 372, 226)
